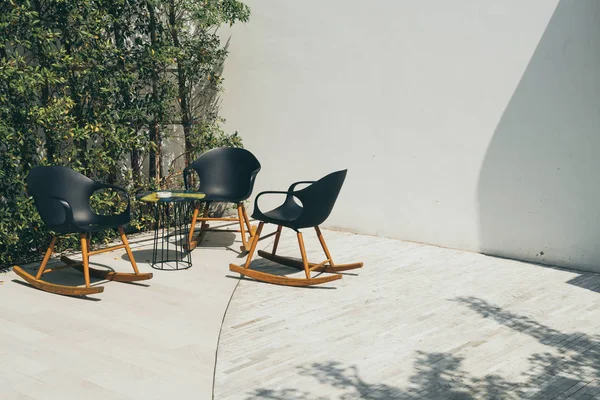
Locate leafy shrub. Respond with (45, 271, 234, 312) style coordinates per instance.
(0, 0, 249, 267)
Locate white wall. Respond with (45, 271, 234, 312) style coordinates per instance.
(219, 0, 600, 272)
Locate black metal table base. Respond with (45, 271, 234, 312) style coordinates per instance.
(151, 200, 193, 270)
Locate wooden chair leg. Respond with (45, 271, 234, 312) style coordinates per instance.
(258, 226, 363, 273)
(200, 203, 210, 232)
(297, 232, 311, 279)
(230, 224, 342, 287)
(188, 202, 201, 246)
(315, 226, 363, 271)
(237, 203, 249, 251)
(243, 222, 264, 268)
(64, 228, 152, 283)
(272, 225, 283, 255)
(13, 233, 112, 296)
(315, 226, 335, 265)
(190, 203, 211, 249)
(118, 226, 140, 274)
(80, 233, 91, 288)
(241, 203, 254, 236)
(35, 236, 58, 279)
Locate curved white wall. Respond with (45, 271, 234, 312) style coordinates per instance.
(220, 0, 600, 272)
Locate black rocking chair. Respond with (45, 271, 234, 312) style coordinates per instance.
(229, 169, 363, 287)
(184, 147, 261, 251)
(13, 166, 152, 297)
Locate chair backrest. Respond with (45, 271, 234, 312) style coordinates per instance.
(27, 166, 98, 231)
(294, 169, 347, 228)
(185, 147, 261, 202)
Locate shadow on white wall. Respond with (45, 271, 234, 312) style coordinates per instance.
(477, 0, 600, 272)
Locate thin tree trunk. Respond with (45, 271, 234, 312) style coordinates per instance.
(112, 14, 142, 186)
(168, 0, 193, 167)
(131, 149, 141, 186)
(147, 0, 161, 183)
(63, 43, 87, 169)
(32, 0, 54, 162)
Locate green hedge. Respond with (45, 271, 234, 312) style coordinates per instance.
(0, 0, 249, 267)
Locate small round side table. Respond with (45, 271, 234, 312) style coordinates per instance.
(140, 190, 205, 270)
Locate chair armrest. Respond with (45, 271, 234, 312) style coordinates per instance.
(287, 181, 315, 193)
(94, 182, 129, 198)
(94, 182, 129, 196)
(92, 182, 131, 213)
(253, 190, 294, 216)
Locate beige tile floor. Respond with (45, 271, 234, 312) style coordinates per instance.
(1, 224, 245, 400)
(2, 224, 600, 400)
(215, 228, 600, 400)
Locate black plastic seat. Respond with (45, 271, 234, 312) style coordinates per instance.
(184, 147, 261, 202)
(183, 147, 261, 251)
(229, 169, 363, 287)
(252, 170, 347, 231)
(27, 166, 131, 233)
(12, 166, 152, 297)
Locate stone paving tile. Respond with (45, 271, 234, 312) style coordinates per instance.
(3, 225, 600, 399)
(0, 228, 244, 400)
(215, 227, 600, 400)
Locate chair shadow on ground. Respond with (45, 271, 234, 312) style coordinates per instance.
(123, 231, 240, 264)
(19, 258, 151, 287)
(10, 279, 103, 301)
(15, 262, 102, 286)
(197, 231, 245, 257)
(226, 257, 339, 290)
(243, 297, 600, 399)
(194, 230, 237, 249)
(11, 261, 112, 301)
(123, 249, 156, 264)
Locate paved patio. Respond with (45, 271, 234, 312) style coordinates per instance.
(1, 225, 244, 400)
(2, 225, 600, 399)
(216, 229, 600, 399)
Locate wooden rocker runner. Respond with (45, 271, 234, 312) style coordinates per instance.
(229, 169, 363, 287)
(13, 166, 152, 297)
(184, 147, 261, 252)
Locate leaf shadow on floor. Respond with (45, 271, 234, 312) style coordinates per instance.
(243, 297, 600, 399)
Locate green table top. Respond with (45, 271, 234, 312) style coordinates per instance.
(139, 190, 206, 203)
